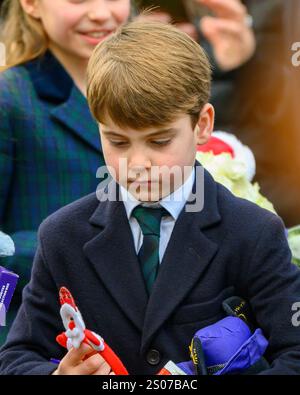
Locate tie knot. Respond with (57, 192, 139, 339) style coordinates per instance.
(132, 205, 168, 236)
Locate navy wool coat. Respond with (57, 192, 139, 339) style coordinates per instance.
(1, 163, 300, 375)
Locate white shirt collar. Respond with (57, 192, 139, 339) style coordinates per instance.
(120, 167, 195, 221)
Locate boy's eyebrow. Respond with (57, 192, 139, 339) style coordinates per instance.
(101, 128, 178, 138)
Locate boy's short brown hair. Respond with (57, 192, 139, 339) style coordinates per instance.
(87, 20, 211, 130)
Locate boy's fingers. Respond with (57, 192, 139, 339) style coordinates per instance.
(92, 361, 113, 375)
(74, 353, 109, 375)
(64, 342, 94, 366)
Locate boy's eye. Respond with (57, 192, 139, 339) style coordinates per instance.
(151, 139, 171, 146)
(109, 139, 171, 147)
(109, 141, 128, 147)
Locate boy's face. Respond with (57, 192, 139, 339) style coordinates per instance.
(100, 104, 214, 202)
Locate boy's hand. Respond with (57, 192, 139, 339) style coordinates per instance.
(52, 343, 115, 375)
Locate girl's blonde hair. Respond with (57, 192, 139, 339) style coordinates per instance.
(0, 0, 48, 69)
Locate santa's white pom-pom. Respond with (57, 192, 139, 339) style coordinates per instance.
(213, 131, 256, 181)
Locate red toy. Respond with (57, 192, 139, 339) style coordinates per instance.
(56, 287, 186, 375)
(56, 287, 129, 375)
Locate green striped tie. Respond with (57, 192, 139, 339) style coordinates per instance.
(132, 205, 168, 294)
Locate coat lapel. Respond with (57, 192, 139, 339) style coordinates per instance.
(83, 163, 222, 347)
(25, 50, 101, 152)
(50, 87, 101, 152)
(83, 181, 148, 332)
(141, 164, 221, 352)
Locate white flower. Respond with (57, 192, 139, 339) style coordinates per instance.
(196, 151, 276, 214)
(213, 131, 256, 181)
(0, 231, 15, 257)
(288, 226, 300, 266)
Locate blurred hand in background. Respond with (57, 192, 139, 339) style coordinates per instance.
(135, 0, 256, 71)
(197, 0, 256, 71)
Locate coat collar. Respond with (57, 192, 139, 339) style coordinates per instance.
(83, 161, 221, 352)
(24, 49, 73, 105)
(24, 50, 101, 152)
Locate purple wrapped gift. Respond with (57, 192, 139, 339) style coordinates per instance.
(0, 266, 19, 326)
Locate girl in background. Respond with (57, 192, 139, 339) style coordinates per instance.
(0, 0, 130, 342)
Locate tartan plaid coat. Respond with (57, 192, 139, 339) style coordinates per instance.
(0, 50, 105, 286)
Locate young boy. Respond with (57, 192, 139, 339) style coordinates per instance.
(1, 21, 300, 375)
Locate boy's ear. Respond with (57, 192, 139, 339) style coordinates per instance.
(195, 103, 215, 145)
(19, 0, 41, 19)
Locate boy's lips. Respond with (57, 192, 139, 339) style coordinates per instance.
(128, 180, 159, 187)
(131, 180, 156, 184)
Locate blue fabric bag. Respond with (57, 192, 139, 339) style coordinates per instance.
(178, 316, 269, 375)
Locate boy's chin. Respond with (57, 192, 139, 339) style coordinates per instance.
(122, 181, 175, 202)
(131, 191, 162, 203)
(128, 188, 170, 203)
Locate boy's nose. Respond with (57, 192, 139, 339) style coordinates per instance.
(128, 155, 152, 173)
